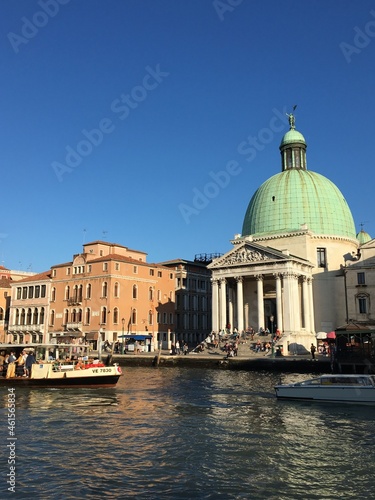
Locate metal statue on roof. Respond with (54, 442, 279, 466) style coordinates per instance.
(286, 105, 297, 129)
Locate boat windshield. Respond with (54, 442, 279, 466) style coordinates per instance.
(320, 376, 375, 386)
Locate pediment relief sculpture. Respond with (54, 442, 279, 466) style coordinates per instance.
(211, 246, 276, 267)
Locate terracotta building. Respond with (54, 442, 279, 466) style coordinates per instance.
(8, 271, 51, 344)
(0, 266, 12, 342)
(8, 241, 175, 350)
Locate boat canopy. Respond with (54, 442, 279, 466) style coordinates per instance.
(118, 335, 152, 340)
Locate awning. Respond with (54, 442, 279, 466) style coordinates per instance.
(118, 335, 152, 340)
(61, 332, 83, 338)
(86, 332, 99, 341)
(316, 332, 327, 340)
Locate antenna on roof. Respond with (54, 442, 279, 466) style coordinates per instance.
(83, 228, 87, 244)
(102, 230, 108, 240)
(359, 221, 369, 231)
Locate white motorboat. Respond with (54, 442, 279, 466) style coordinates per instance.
(274, 374, 375, 403)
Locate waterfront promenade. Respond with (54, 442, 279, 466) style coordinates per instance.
(104, 339, 333, 373)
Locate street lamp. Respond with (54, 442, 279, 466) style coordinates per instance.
(121, 318, 125, 354)
(270, 315, 274, 357)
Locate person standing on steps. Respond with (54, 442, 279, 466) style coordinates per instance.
(310, 343, 316, 361)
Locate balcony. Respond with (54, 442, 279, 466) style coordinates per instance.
(67, 298, 82, 306)
(65, 322, 83, 331)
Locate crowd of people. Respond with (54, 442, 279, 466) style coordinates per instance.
(0, 349, 37, 378)
(189, 326, 283, 358)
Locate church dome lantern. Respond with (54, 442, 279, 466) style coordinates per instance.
(242, 111, 356, 239)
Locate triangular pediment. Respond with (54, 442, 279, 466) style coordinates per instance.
(208, 242, 290, 269)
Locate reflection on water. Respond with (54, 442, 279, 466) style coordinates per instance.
(1, 367, 375, 499)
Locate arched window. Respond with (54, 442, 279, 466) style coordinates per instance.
(50, 310, 55, 326)
(114, 282, 119, 298)
(27, 308, 32, 325)
(39, 307, 45, 324)
(149, 287, 154, 301)
(101, 307, 107, 324)
(64, 309, 69, 325)
(78, 285, 83, 302)
(102, 282, 108, 298)
(20, 308, 25, 325)
(132, 308, 137, 325)
(148, 309, 153, 325)
(113, 307, 119, 324)
(51, 287, 56, 301)
(132, 285, 137, 299)
(65, 286, 70, 300)
(72, 309, 77, 322)
(15, 309, 20, 325)
(86, 284, 91, 299)
(85, 308, 91, 325)
(33, 308, 38, 325)
(0, 307, 3, 321)
(77, 308, 82, 322)
(73, 285, 78, 302)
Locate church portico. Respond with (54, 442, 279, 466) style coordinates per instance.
(209, 241, 316, 353)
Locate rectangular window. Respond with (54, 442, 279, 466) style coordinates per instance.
(52, 269, 56, 277)
(357, 272, 365, 285)
(317, 248, 326, 268)
(133, 266, 138, 274)
(17, 287, 22, 300)
(66, 268, 71, 275)
(41, 285, 46, 298)
(158, 271, 162, 278)
(359, 297, 367, 314)
(35, 286, 40, 298)
(115, 263, 120, 271)
(103, 262, 108, 272)
(22, 287, 27, 299)
(88, 264, 91, 273)
(150, 269, 154, 276)
(28, 286, 34, 299)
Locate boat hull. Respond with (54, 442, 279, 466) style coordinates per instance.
(274, 385, 375, 403)
(0, 374, 121, 388)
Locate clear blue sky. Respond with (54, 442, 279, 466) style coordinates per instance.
(1, 0, 375, 272)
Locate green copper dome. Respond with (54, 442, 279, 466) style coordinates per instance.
(280, 129, 306, 147)
(242, 112, 356, 239)
(242, 170, 356, 238)
(357, 229, 372, 244)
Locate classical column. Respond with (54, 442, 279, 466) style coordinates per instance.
(211, 278, 219, 333)
(256, 275, 264, 331)
(282, 272, 300, 333)
(219, 278, 227, 331)
(228, 286, 234, 333)
(236, 277, 244, 333)
(274, 273, 283, 333)
(244, 302, 249, 331)
(308, 277, 315, 333)
(302, 276, 311, 333)
(294, 274, 301, 332)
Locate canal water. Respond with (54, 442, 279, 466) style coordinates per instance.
(1, 367, 375, 499)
